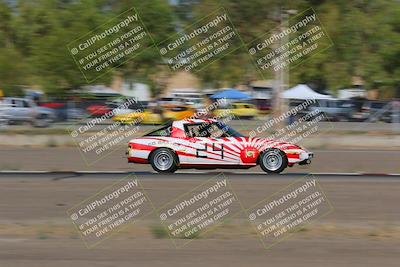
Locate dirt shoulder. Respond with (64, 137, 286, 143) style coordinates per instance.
(0, 176, 399, 267)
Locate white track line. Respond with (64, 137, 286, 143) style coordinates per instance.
(0, 170, 399, 176)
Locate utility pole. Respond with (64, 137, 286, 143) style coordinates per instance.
(273, 8, 296, 131)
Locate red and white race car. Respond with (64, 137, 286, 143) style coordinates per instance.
(127, 119, 313, 173)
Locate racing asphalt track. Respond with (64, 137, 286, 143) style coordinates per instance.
(0, 173, 399, 267)
(0, 147, 399, 174)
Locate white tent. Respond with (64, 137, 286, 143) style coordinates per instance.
(82, 85, 121, 95)
(282, 84, 333, 100)
(121, 82, 151, 101)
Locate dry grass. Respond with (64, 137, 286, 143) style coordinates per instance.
(1, 222, 399, 241)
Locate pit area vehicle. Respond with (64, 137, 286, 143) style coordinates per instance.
(2, 97, 55, 127)
(213, 103, 258, 119)
(114, 105, 195, 125)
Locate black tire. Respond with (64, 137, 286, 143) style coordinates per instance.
(149, 148, 179, 173)
(259, 149, 288, 174)
(242, 116, 254, 120)
(33, 114, 51, 128)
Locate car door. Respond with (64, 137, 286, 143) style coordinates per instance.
(20, 99, 33, 120)
(184, 122, 240, 165)
(10, 99, 25, 121)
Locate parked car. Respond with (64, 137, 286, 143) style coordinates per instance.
(308, 99, 355, 121)
(214, 102, 258, 119)
(0, 102, 10, 126)
(2, 98, 55, 127)
(163, 105, 196, 121)
(253, 98, 272, 113)
(158, 97, 181, 106)
(40, 102, 85, 121)
(352, 101, 390, 122)
(381, 101, 400, 123)
(86, 104, 112, 117)
(113, 105, 195, 125)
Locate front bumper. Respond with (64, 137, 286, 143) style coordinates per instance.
(299, 151, 314, 165)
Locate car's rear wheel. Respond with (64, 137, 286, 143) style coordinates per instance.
(149, 148, 178, 173)
(33, 114, 51, 128)
(259, 149, 288, 174)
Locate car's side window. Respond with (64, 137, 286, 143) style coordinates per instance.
(185, 123, 212, 138)
(186, 124, 207, 138)
(185, 123, 228, 138)
(23, 100, 30, 108)
(186, 125, 196, 137)
(145, 124, 172, 137)
(207, 123, 226, 138)
(14, 100, 23, 107)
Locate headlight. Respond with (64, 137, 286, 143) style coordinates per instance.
(295, 144, 304, 150)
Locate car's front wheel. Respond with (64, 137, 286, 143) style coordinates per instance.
(259, 149, 288, 174)
(149, 148, 179, 173)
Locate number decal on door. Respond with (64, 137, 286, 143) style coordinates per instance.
(212, 143, 224, 159)
(196, 143, 224, 159)
(196, 143, 208, 158)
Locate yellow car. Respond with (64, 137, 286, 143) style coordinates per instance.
(113, 110, 163, 125)
(113, 110, 144, 124)
(214, 103, 258, 119)
(163, 105, 195, 121)
(113, 105, 195, 125)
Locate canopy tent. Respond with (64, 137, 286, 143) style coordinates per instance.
(282, 84, 333, 100)
(81, 85, 121, 96)
(121, 82, 151, 101)
(210, 89, 252, 100)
